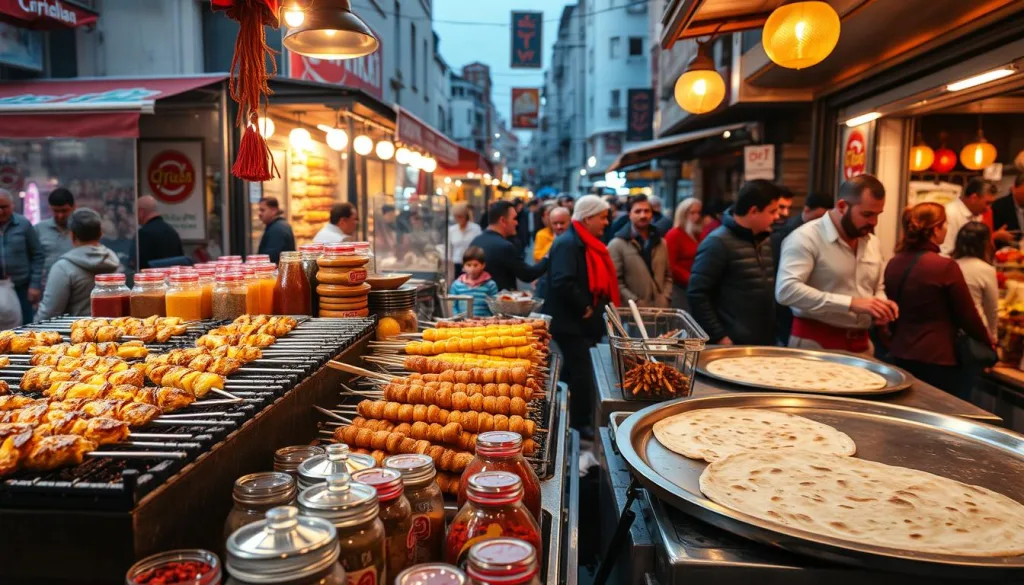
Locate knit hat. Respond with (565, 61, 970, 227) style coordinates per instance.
(572, 195, 610, 221)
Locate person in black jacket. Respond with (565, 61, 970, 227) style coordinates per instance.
(770, 192, 833, 344)
(136, 195, 184, 270)
(469, 201, 548, 291)
(688, 180, 781, 345)
(990, 174, 1024, 246)
(257, 197, 296, 263)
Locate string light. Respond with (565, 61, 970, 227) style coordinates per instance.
(395, 147, 411, 165)
(326, 128, 348, 151)
(375, 140, 395, 160)
(353, 134, 373, 156)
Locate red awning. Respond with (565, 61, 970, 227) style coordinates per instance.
(0, 0, 98, 30)
(395, 106, 460, 167)
(0, 75, 227, 139)
(438, 145, 493, 175)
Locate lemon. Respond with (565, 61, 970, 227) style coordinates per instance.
(377, 317, 402, 340)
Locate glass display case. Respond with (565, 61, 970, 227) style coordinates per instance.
(371, 193, 450, 281)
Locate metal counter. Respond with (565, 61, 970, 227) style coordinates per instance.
(541, 381, 579, 585)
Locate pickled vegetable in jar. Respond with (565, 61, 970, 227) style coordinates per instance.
(458, 432, 541, 521)
(445, 472, 541, 568)
(273, 251, 311, 316)
(166, 271, 204, 320)
(467, 538, 540, 585)
(90, 273, 130, 317)
(130, 272, 167, 317)
(351, 467, 414, 579)
(385, 454, 445, 563)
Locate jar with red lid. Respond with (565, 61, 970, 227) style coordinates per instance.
(445, 472, 541, 569)
(219, 255, 243, 265)
(459, 432, 541, 521)
(130, 272, 167, 317)
(245, 254, 269, 264)
(166, 272, 203, 320)
(466, 538, 540, 585)
(195, 265, 216, 319)
(351, 467, 414, 579)
(91, 273, 131, 317)
(213, 272, 248, 320)
(394, 563, 467, 585)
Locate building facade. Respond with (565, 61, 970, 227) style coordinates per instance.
(536, 4, 586, 193)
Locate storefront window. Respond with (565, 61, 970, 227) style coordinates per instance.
(372, 192, 449, 277)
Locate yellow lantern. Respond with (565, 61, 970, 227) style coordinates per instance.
(960, 131, 997, 171)
(674, 43, 726, 115)
(763, 1, 841, 70)
(908, 133, 934, 172)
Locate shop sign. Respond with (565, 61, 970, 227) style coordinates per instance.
(138, 140, 205, 242)
(287, 41, 383, 99)
(843, 129, 867, 179)
(510, 11, 541, 68)
(744, 144, 775, 181)
(0, 0, 98, 28)
(510, 88, 539, 129)
(625, 89, 653, 142)
(395, 107, 459, 167)
(0, 22, 43, 71)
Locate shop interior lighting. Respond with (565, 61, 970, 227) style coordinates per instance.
(674, 40, 726, 115)
(946, 68, 1015, 92)
(960, 118, 997, 171)
(762, 1, 841, 70)
(326, 128, 348, 151)
(256, 116, 275, 139)
(908, 132, 934, 172)
(491, 178, 500, 186)
(422, 156, 438, 173)
(844, 112, 882, 127)
(289, 127, 312, 150)
(375, 140, 395, 160)
(409, 151, 424, 170)
(353, 134, 374, 156)
(587, 156, 597, 168)
(468, 172, 476, 179)
(283, 0, 379, 59)
(722, 130, 731, 139)
(282, 3, 306, 27)
(395, 147, 411, 165)
(455, 179, 462, 186)
(481, 173, 489, 180)
(444, 176, 452, 184)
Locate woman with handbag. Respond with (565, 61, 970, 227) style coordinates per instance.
(883, 202, 994, 400)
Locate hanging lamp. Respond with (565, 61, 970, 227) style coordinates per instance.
(674, 40, 726, 115)
(325, 111, 348, 151)
(283, 0, 379, 59)
(375, 139, 395, 160)
(256, 116, 275, 139)
(395, 147, 411, 165)
(289, 113, 311, 150)
(931, 132, 957, 173)
(960, 117, 997, 171)
(762, 1, 841, 70)
(908, 131, 934, 172)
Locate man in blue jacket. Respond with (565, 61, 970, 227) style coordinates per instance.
(469, 201, 548, 291)
(257, 197, 296, 263)
(0, 189, 44, 324)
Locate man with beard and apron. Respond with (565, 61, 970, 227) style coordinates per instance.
(775, 174, 899, 356)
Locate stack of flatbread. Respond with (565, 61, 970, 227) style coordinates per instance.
(705, 357, 888, 392)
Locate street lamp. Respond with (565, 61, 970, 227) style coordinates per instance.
(675, 41, 726, 115)
(579, 168, 587, 176)
(587, 156, 596, 168)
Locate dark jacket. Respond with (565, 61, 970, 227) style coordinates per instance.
(884, 243, 991, 366)
(770, 214, 807, 343)
(138, 215, 184, 270)
(991, 194, 1022, 234)
(469, 229, 548, 292)
(258, 216, 296, 264)
(36, 244, 120, 321)
(651, 212, 672, 238)
(0, 214, 43, 289)
(687, 211, 775, 344)
(516, 207, 540, 251)
(607, 213, 630, 243)
(541, 225, 606, 339)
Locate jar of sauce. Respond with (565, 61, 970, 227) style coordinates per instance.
(274, 445, 325, 478)
(225, 506, 345, 585)
(459, 432, 541, 521)
(351, 467, 413, 579)
(90, 273, 130, 317)
(213, 272, 248, 321)
(242, 266, 261, 315)
(273, 251, 312, 315)
(467, 539, 540, 585)
(130, 272, 167, 317)
(166, 271, 204, 320)
(299, 243, 324, 316)
(385, 454, 445, 563)
(395, 564, 467, 585)
(254, 263, 277, 315)
(224, 472, 297, 541)
(298, 473, 385, 585)
(298, 443, 376, 492)
(245, 254, 270, 264)
(445, 472, 541, 568)
(196, 265, 216, 319)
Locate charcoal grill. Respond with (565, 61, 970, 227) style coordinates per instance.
(0, 316, 376, 583)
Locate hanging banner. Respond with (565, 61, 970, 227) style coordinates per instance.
(511, 88, 539, 129)
(625, 89, 654, 142)
(286, 35, 383, 99)
(138, 139, 206, 242)
(510, 11, 542, 68)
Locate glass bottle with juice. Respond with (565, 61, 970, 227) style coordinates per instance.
(166, 272, 204, 320)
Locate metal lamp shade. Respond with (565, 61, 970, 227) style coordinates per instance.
(283, 0, 379, 59)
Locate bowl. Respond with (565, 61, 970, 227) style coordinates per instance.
(485, 295, 544, 317)
(365, 272, 412, 290)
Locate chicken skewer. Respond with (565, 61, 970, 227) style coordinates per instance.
(330, 424, 474, 473)
(0, 330, 64, 354)
(141, 365, 228, 399)
(142, 354, 244, 377)
(418, 325, 538, 341)
(397, 356, 543, 377)
(144, 346, 263, 366)
(27, 341, 148, 360)
(19, 365, 145, 392)
(29, 354, 130, 374)
(195, 332, 276, 349)
(1, 398, 163, 427)
(0, 427, 185, 477)
(43, 382, 196, 412)
(373, 380, 536, 401)
(346, 399, 536, 436)
(208, 318, 297, 338)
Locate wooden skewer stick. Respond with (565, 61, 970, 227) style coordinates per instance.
(87, 450, 188, 459)
(327, 360, 395, 381)
(210, 388, 243, 401)
(313, 405, 350, 422)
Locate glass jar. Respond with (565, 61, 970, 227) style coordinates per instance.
(445, 472, 541, 568)
(245, 254, 270, 264)
(298, 473, 385, 585)
(225, 507, 345, 585)
(196, 265, 217, 320)
(219, 255, 243, 266)
(318, 244, 369, 285)
(385, 454, 445, 563)
(458, 432, 541, 521)
(467, 539, 540, 585)
(351, 242, 374, 274)
(213, 272, 248, 321)
(166, 272, 204, 320)
(224, 472, 298, 541)
(254, 263, 278, 315)
(273, 251, 312, 316)
(126, 549, 222, 585)
(298, 443, 377, 491)
(242, 266, 261, 315)
(130, 272, 167, 318)
(351, 468, 413, 579)
(299, 243, 324, 316)
(395, 564, 467, 585)
(369, 288, 418, 339)
(274, 445, 325, 477)
(91, 273, 131, 317)
(140, 267, 169, 282)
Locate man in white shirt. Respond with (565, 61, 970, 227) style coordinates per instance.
(776, 174, 898, 355)
(939, 178, 998, 256)
(313, 202, 358, 244)
(448, 202, 482, 275)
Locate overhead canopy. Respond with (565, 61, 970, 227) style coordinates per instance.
(661, 0, 789, 48)
(0, 0, 98, 30)
(607, 123, 753, 171)
(438, 145, 492, 176)
(395, 106, 460, 167)
(0, 75, 228, 138)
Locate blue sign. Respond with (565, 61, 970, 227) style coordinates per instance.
(510, 11, 542, 69)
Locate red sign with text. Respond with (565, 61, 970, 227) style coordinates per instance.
(147, 150, 196, 204)
(287, 43, 383, 99)
(511, 11, 542, 68)
(511, 88, 539, 129)
(843, 130, 867, 179)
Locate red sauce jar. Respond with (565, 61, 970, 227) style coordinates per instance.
(445, 471, 541, 569)
(272, 251, 312, 316)
(459, 432, 541, 521)
(467, 538, 540, 585)
(90, 273, 130, 317)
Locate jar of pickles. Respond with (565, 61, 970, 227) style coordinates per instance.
(166, 272, 204, 320)
(351, 467, 414, 578)
(223, 472, 298, 541)
(90, 273, 130, 317)
(196, 265, 216, 319)
(225, 506, 345, 585)
(395, 564, 467, 585)
(385, 454, 445, 563)
(466, 539, 540, 585)
(458, 432, 541, 521)
(298, 473, 385, 585)
(445, 472, 541, 568)
(298, 443, 376, 491)
(213, 272, 248, 321)
(130, 272, 167, 317)
(273, 445, 325, 478)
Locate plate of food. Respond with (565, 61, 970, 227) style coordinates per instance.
(486, 291, 543, 316)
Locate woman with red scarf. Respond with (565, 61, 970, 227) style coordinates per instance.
(541, 195, 617, 437)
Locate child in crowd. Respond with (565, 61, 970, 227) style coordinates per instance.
(449, 246, 498, 317)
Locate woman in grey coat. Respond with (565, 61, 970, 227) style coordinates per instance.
(36, 208, 120, 321)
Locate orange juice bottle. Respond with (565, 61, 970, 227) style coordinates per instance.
(254, 262, 277, 314)
(242, 265, 261, 315)
(165, 272, 203, 320)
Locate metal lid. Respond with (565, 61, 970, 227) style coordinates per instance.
(225, 506, 341, 584)
(274, 445, 325, 474)
(298, 443, 376, 490)
(466, 471, 523, 506)
(384, 453, 436, 487)
(94, 273, 126, 284)
(232, 472, 297, 507)
(395, 563, 467, 585)
(298, 472, 380, 528)
(466, 538, 538, 583)
(476, 431, 522, 457)
(351, 468, 404, 502)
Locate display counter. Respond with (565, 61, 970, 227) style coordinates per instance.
(978, 366, 1024, 433)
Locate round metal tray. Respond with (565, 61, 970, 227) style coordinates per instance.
(696, 346, 913, 395)
(615, 393, 1024, 579)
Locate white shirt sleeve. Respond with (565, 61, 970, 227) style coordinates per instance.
(775, 229, 854, 313)
(940, 203, 963, 256)
(981, 265, 1000, 340)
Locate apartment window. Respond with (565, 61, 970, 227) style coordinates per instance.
(411, 23, 418, 90)
(423, 39, 428, 96)
(610, 89, 621, 108)
(394, 2, 401, 64)
(628, 37, 644, 57)
(609, 36, 621, 59)
(609, 89, 621, 118)
(588, 47, 594, 72)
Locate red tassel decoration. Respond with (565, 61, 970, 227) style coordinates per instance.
(233, 113, 278, 182)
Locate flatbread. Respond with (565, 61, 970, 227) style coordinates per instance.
(706, 357, 888, 392)
(652, 408, 856, 462)
(699, 451, 1024, 557)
